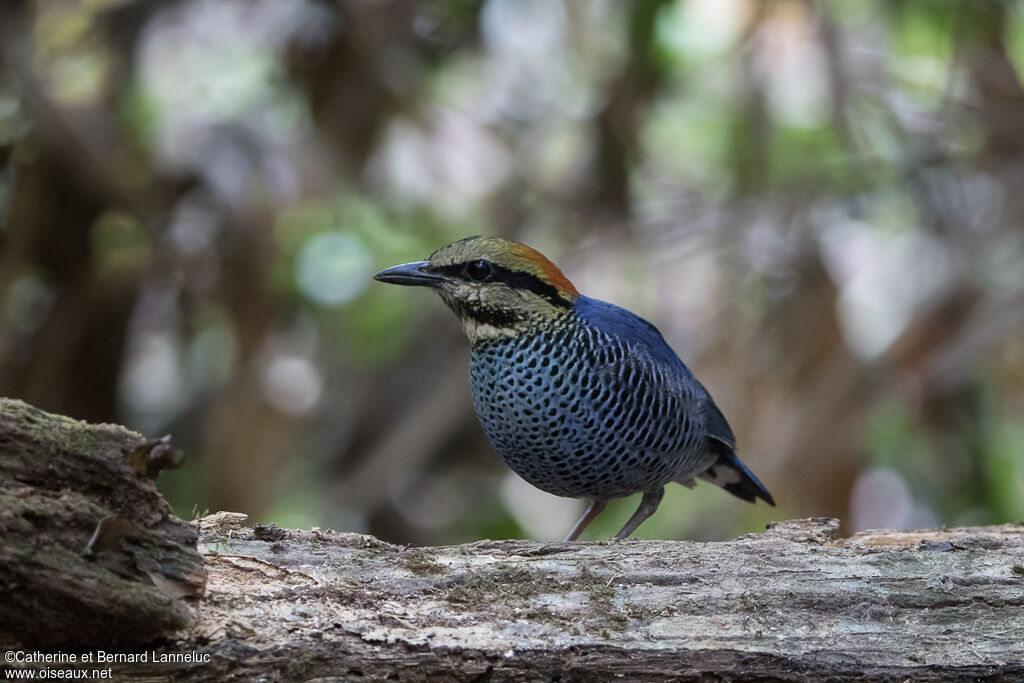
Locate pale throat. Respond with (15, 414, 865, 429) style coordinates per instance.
(461, 317, 519, 343)
(462, 306, 567, 344)
(440, 283, 570, 344)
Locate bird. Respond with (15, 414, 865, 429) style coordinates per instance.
(374, 236, 774, 540)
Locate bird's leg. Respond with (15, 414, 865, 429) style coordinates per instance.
(614, 487, 665, 539)
(564, 499, 608, 541)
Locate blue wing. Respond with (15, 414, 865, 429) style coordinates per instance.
(575, 296, 774, 505)
(573, 296, 686, 370)
(572, 296, 707, 457)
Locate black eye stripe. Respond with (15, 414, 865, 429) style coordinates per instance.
(435, 263, 472, 279)
(432, 260, 571, 309)
(496, 267, 571, 308)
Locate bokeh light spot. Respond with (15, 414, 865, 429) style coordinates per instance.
(262, 354, 323, 416)
(3, 273, 56, 334)
(295, 232, 371, 305)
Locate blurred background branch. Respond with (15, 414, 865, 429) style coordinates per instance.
(0, 0, 1021, 544)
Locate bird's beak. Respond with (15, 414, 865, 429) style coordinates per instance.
(373, 260, 447, 288)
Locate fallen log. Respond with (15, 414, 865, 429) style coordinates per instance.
(2, 398, 1023, 681)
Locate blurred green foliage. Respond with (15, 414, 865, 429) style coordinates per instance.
(0, 0, 1022, 543)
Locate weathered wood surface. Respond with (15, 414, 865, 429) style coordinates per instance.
(2, 398, 1024, 681)
(0, 398, 205, 648)
(119, 513, 1023, 682)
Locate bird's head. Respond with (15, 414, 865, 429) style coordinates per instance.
(374, 236, 580, 343)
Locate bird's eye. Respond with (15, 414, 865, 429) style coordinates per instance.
(465, 259, 493, 282)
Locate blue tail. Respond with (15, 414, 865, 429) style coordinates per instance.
(698, 448, 775, 506)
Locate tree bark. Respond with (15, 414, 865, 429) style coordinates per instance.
(2, 398, 1023, 681)
(0, 398, 205, 649)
